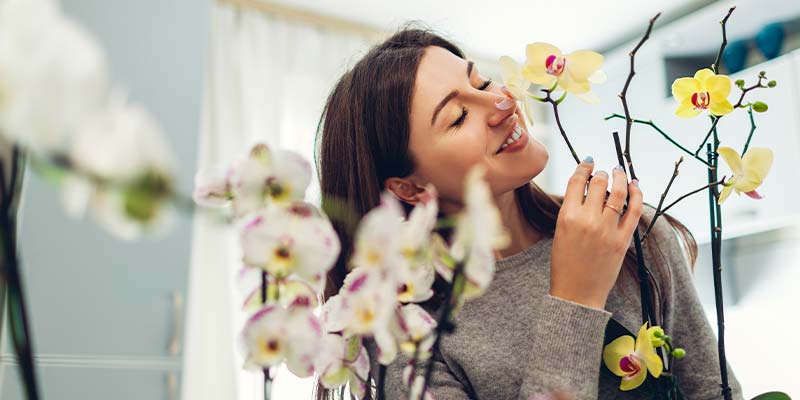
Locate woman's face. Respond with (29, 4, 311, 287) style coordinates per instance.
(400, 45, 548, 209)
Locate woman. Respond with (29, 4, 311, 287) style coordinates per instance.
(315, 27, 742, 399)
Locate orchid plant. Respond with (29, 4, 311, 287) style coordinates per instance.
(500, 5, 788, 400)
(192, 133, 508, 399)
(0, 0, 196, 398)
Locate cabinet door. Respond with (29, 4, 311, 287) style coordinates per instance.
(0, 364, 179, 400)
(14, 172, 188, 358)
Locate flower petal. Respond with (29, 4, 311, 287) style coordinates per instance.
(671, 78, 700, 102)
(718, 180, 735, 204)
(740, 147, 774, 190)
(675, 97, 701, 118)
(522, 42, 561, 85)
(693, 68, 715, 82)
(709, 99, 734, 116)
(619, 367, 647, 391)
(635, 323, 663, 378)
(706, 75, 732, 99)
(603, 335, 635, 377)
(717, 146, 744, 175)
(564, 50, 604, 82)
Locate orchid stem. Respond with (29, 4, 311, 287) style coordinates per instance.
(605, 114, 711, 168)
(419, 261, 464, 398)
(0, 145, 40, 400)
(741, 105, 756, 156)
(706, 143, 732, 400)
(641, 156, 683, 241)
(641, 178, 726, 243)
(619, 12, 661, 181)
(711, 7, 736, 74)
(694, 116, 721, 157)
(542, 89, 580, 164)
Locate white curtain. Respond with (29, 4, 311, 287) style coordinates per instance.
(182, 3, 372, 399)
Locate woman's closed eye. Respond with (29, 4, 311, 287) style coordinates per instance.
(449, 78, 494, 130)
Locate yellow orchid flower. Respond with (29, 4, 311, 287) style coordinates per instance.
(603, 323, 663, 391)
(717, 146, 774, 204)
(671, 68, 734, 118)
(521, 42, 606, 96)
(498, 56, 536, 125)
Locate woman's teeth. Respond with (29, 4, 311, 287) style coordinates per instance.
(500, 126, 524, 151)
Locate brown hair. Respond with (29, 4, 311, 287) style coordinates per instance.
(313, 25, 697, 399)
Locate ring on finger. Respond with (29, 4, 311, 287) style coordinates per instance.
(604, 202, 624, 216)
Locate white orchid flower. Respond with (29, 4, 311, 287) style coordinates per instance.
(241, 305, 322, 378)
(62, 94, 176, 240)
(0, 0, 109, 154)
(240, 202, 340, 292)
(314, 334, 370, 397)
(193, 143, 311, 217)
(450, 165, 510, 300)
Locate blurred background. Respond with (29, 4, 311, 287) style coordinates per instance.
(1, 0, 798, 398)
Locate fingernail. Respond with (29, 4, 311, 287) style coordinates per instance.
(582, 155, 593, 163)
(613, 164, 624, 172)
(495, 96, 515, 111)
(632, 179, 639, 187)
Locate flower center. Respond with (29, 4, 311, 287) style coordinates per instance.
(259, 338, 282, 358)
(545, 54, 566, 76)
(619, 354, 642, 377)
(692, 91, 711, 110)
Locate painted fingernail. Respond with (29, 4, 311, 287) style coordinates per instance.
(582, 155, 593, 163)
(632, 179, 639, 187)
(495, 96, 515, 111)
(613, 164, 624, 171)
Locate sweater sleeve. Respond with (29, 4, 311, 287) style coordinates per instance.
(650, 211, 744, 399)
(517, 294, 612, 400)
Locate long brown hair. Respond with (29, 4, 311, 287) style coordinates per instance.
(314, 25, 697, 399)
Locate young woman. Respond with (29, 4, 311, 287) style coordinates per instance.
(315, 27, 742, 399)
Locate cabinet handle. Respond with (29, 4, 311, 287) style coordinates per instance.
(166, 371, 177, 400)
(168, 290, 183, 356)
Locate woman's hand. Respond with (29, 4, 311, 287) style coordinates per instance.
(549, 157, 643, 310)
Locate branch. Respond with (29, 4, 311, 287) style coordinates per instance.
(541, 89, 580, 164)
(694, 116, 721, 157)
(619, 12, 661, 181)
(641, 177, 727, 242)
(742, 105, 756, 156)
(605, 114, 711, 167)
(640, 156, 683, 241)
(711, 7, 736, 74)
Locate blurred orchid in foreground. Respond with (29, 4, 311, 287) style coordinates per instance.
(498, 56, 537, 124)
(449, 165, 510, 301)
(241, 304, 322, 377)
(62, 95, 177, 239)
(193, 143, 312, 217)
(603, 323, 663, 391)
(671, 68, 733, 118)
(315, 334, 371, 398)
(0, 0, 109, 154)
(240, 201, 340, 292)
(521, 42, 606, 102)
(716, 146, 774, 204)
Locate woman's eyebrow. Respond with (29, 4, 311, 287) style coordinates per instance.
(431, 60, 474, 127)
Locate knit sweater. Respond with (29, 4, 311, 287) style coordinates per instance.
(370, 205, 743, 399)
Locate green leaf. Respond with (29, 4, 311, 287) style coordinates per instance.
(752, 101, 769, 113)
(750, 392, 791, 400)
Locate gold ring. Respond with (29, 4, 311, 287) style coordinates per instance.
(604, 203, 624, 216)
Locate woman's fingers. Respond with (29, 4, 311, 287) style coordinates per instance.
(584, 169, 609, 210)
(620, 179, 643, 232)
(563, 158, 594, 208)
(602, 165, 628, 221)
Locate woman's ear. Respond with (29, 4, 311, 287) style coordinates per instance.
(384, 177, 425, 205)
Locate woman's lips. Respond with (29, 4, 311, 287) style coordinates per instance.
(496, 122, 528, 155)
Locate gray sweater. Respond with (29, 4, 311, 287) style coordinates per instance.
(372, 206, 743, 399)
